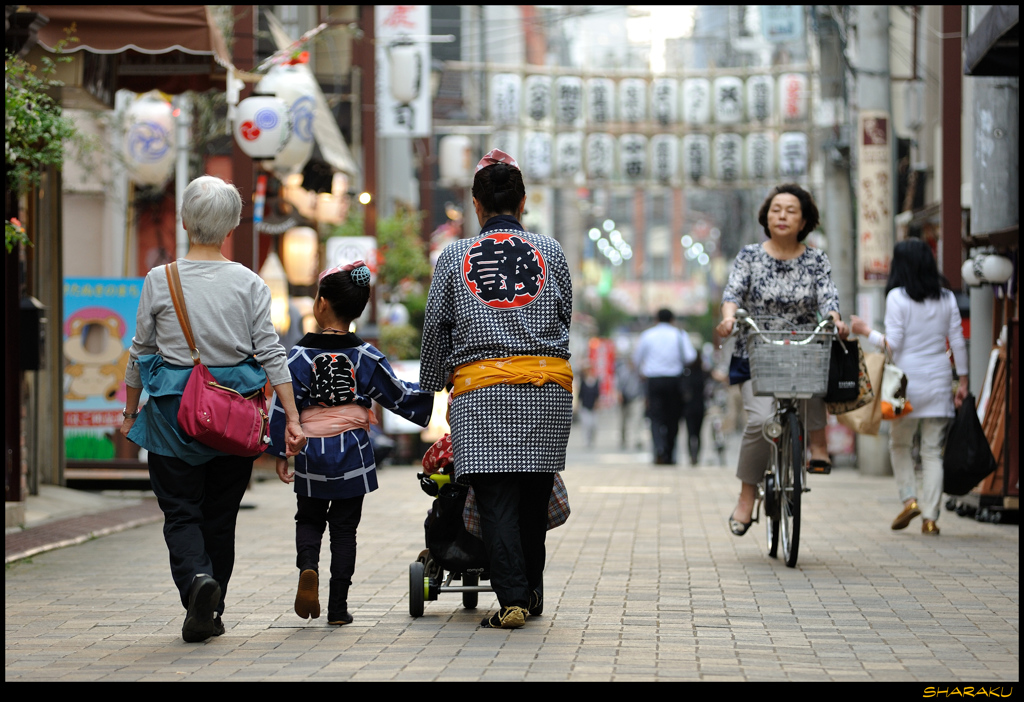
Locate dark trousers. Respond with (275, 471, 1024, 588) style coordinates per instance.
(683, 401, 705, 464)
(148, 451, 254, 614)
(466, 472, 554, 609)
(295, 494, 364, 614)
(646, 376, 684, 463)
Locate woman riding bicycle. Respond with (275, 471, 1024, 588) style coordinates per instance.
(715, 184, 850, 536)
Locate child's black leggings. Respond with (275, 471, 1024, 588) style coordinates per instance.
(294, 494, 364, 602)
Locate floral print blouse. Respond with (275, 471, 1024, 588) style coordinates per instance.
(722, 243, 841, 365)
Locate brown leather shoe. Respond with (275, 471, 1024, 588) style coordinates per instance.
(891, 500, 921, 530)
(922, 519, 940, 535)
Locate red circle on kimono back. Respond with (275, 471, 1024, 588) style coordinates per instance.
(462, 232, 547, 309)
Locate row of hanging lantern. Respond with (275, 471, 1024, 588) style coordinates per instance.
(489, 73, 808, 127)
(443, 131, 808, 184)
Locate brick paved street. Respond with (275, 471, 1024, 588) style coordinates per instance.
(5, 410, 1019, 682)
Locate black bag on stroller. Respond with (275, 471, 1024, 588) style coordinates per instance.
(426, 481, 488, 572)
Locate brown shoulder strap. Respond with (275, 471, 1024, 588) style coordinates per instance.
(165, 262, 201, 365)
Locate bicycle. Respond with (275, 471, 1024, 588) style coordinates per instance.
(732, 309, 837, 568)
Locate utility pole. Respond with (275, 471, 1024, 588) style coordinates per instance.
(854, 6, 893, 477)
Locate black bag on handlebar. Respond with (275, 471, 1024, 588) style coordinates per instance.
(825, 338, 865, 404)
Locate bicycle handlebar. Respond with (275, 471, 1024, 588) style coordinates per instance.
(732, 308, 836, 346)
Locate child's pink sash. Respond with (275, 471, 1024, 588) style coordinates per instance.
(300, 404, 378, 438)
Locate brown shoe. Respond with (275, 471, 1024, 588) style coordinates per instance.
(891, 500, 921, 530)
(922, 519, 940, 535)
(294, 569, 321, 619)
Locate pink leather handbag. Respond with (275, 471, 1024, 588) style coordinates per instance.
(165, 262, 271, 457)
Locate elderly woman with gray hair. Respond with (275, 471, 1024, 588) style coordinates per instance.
(120, 176, 305, 643)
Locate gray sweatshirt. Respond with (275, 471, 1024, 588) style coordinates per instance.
(125, 259, 290, 388)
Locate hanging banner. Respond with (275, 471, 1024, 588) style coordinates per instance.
(681, 78, 711, 124)
(619, 79, 646, 123)
(778, 132, 808, 177)
(586, 133, 615, 180)
(682, 134, 711, 181)
(778, 73, 808, 122)
(650, 78, 678, 125)
(713, 133, 743, 181)
(489, 73, 521, 126)
(376, 5, 431, 137)
(555, 76, 584, 125)
(746, 75, 774, 123)
(857, 111, 893, 284)
(745, 132, 774, 180)
(63, 279, 145, 461)
(713, 77, 744, 124)
(620, 134, 647, 180)
(555, 132, 583, 177)
(586, 78, 615, 124)
(651, 134, 679, 182)
(524, 75, 552, 123)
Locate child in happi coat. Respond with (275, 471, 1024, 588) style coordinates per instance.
(268, 261, 433, 625)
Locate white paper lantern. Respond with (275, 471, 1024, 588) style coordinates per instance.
(620, 134, 647, 179)
(619, 79, 646, 123)
(586, 133, 615, 180)
(234, 95, 291, 160)
(555, 132, 583, 177)
(650, 134, 679, 182)
(586, 78, 615, 124)
(491, 131, 520, 165)
(682, 134, 711, 181)
(281, 226, 319, 286)
(963, 254, 1014, 286)
(525, 75, 552, 122)
(746, 75, 774, 123)
(523, 131, 552, 179)
(713, 133, 743, 181)
(778, 73, 808, 122)
(713, 77, 744, 124)
(778, 132, 808, 177)
(745, 132, 774, 180)
(388, 43, 422, 104)
(555, 77, 584, 124)
(490, 73, 521, 125)
(650, 78, 678, 126)
(123, 93, 176, 186)
(257, 64, 318, 173)
(681, 78, 711, 125)
(439, 135, 473, 182)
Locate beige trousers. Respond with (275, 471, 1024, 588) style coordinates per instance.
(735, 380, 827, 485)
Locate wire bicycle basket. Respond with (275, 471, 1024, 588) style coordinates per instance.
(747, 324, 833, 399)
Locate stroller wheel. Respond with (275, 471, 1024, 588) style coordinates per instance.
(462, 572, 479, 610)
(409, 562, 426, 617)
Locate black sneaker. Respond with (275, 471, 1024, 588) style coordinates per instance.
(182, 575, 222, 643)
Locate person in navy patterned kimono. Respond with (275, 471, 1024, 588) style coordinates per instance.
(268, 261, 433, 625)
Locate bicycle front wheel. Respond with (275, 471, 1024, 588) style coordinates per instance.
(779, 412, 803, 568)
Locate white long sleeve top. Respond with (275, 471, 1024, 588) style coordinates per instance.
(869, 288, 967, 418)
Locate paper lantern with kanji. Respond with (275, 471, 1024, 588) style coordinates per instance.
(123, 93, 176, 186)
(233, 95, 291, 160)
(257, 64, 317, 173)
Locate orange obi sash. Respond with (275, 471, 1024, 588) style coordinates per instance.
(451, 356, 574, 398)
(300, 404, 378, 438)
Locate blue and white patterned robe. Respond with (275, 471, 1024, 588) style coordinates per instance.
(268, 332, 433, 499)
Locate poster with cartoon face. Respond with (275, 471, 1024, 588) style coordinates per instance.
(63, 279, 145, 460)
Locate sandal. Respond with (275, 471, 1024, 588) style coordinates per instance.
(728, 516, 753, 536)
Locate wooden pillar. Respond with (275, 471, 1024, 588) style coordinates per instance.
(940, 5, 962, 289)
(230, 5, 257, 271)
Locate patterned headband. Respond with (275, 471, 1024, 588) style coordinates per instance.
(318, 259, 371, 286)
(475, 148, 520, 173)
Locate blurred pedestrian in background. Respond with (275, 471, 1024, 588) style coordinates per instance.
(616, 355, 644, 450)
(634, 308, 698, 465)
(680, 337, 707, 466)
(851, 238, 968, 536)
(121, 176, 305, 643)
(577, 364, 601, 448)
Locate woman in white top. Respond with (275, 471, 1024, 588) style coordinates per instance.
(852, 238, 968, 536)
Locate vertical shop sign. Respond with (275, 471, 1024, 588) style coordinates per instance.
(745, 132, 774, 180)
(857, 111, 893, 284)
(586, 78, 614, 124)
(713, 133, 743, 181)
(586, 133, 615, 180)
(681, 78, 711, 124)
(63, 279, 145, 460)
(682, 134, 711, 181)
(555, 76, 583, 125)
(490, 73, 521, 126)
(651, 78, 678, 125)
(376, 5, 431, 136)
(778, 132, 808, 177)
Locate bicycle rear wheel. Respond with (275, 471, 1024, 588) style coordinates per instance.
(779, 412, 803, 567)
